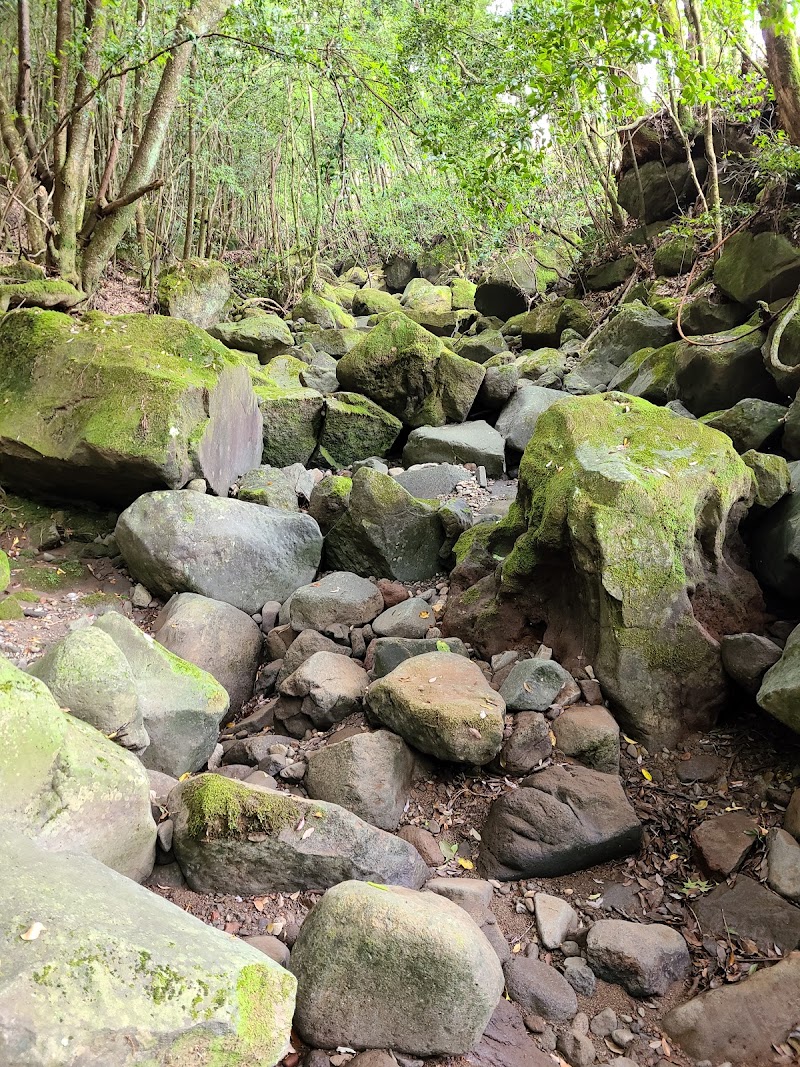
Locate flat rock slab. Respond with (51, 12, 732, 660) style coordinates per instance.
(675, 752, 726, 783)
(393, 463, 472, 498)
(0, 830, 295, 1066)
(691, 811, 759, 877)
(464, 998, 553, 1067)
(664, 953, 800, 1065)
(503, 957, 577, 1021)
(585, 919, 690, 996)
(695, 876, 800, 952)
(403, 421, 506, 478)
(480, 764, 641, 879)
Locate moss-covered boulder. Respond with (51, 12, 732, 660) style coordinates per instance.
(337, 313, 484, 428)
(475, 246, 571, 319)
(116, 489, 322, 615)
(742, 450, 791, 509)
(653, 236, 698, 277)
(518, 298, 593, 348)
(209, 311, 293, 363)
(157, 258, 231, 328)
(324, 467, 444, 581)
(0, 310, 263, 505)
(351, 287, 403, 316)
(450, 277, 477, 310)
(308, 475, 352, 534)
(252, 355, 325, 467)
(292, 290, 355, 329)
(316, 393, 402, 468)
(574, 301, 674, 389)
(0, 278, 85, 311)
(401, 278, 453, 313)
(1, 655, 155, 881)
(170, 774, 428, 894)
(750, 460, 800, 597)
(680, 288, 749, 336)
(714, 231, 800, 309)
(700, 398, 788, 453)
(618, 159, 702, 223)
(237, 465, 299, 510)
(444, 393, 763, 746)
(454, 329, 507, 364)
(290, 880, 503, 1055)
(758, 623, 800, 734)
(585, 254, 636, 291)
(0, 829, 295, 1066)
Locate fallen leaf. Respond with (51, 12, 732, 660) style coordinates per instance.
(301, 827, 314, 840)
(20, 922, 45, 941)
(467, 727, 482, 739)
(457, 858, 474, 870)
(512, 943, 522, 953)
(419, 611, 430, 619)
(178, 772, 191, 781)
(253, 897, 267, 913)
(641, 768, 653, 781)
(694, 799, 708, 811)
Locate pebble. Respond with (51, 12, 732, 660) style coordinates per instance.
(556, 1030, 596, 1067)
(563, 956, 596, 996)
(589, 1007, 617, 1037)
(562, 940, 582, 957)
(131, 583, 152, 608)
(572, 1012, 589, 1035)
(611, 1028, 635, 1048)
(523, 1013, 547, 1034)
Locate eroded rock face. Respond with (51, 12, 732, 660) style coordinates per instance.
(0, 830, 295, 1067)
(290, 880, 504, 1055)
(157, 257, 231, 327)
(444, 393, 763, 746)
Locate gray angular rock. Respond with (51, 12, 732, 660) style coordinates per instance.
(372, 598, 434, 639)
(276, 629, 351, 687)
(367, 651, 505, 764)
(757, 622, 800, 735)
(499, 659, 577, 712)
(170, 775, 429, 893)
(767, 827, 800, 901)
(695, 875, 800, 952)
(403, 421, 505, 478)
(289, 880, 503, 1055)
(720, 632, 782, 695)
(154, 592, 262, 712)
(494, 711, 553, 775)
(535, 893, 579, 949)
(714, 230, 800, 309)
(702, 398, 788, 453)
(0, 830, 295, 1066)
(480, 764, 641, 880)
(562, 957, 596, 997)
(237, 464, 299, 510)
(370, 636, 470, 678)
(3, 656, 155, 882)
(116, 490, 322, 615)
(455, 330, 507, 364)
(425, 877, 493, 923)
(503, 957, 577, 1021)
(305, 729, 415, 830)
(157, 257, 231, 328)
(324, 468, 444, 582)
(551, 705, 620, 774)
(393, 463, 472, 498)
(585, 919, 690, 996)
(496, 386, 565, 453)
(750, 461, 800, 598)
(279, 651, 368, 728)
(288, 572, 384, 632)
(576, 303, 673, 389)
(208, 310, 293, 362)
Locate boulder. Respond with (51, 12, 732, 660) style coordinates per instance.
(279, 651, 368, 728)
(451, 277, 478, 310)
(743, 449, 792, 508)
(337, 313, 484, 427)
(464, 999, 553, 1067)
(701, 398, 787, 452)
(495, 386, 565, 453)
(534, 893, 579, 949)
(681, 289, 749, 336)
(447, 393, 763, 746)
(2, 655, 155, 881)
(714, 230, 800, 309)
(653, 235, 697, 276)
(370, 636, 470, 678)
(0, 311, 262, 505)
(455, 330, 507, 364)
(401, 278, 452, 313)
(170, 775, 429, 893)
(617, 159, 704, 223)
(758, 623, 800, 735)
(691, 811, 758, 877)
(324, 468, 445, 582)
(116, 490, 322, 615)
(499, 659, 576, 712)
(307, 474, 352, 534)
(518, 299, 593, 349)
(720, 632, 782, 695)
(305, 729, 416, 830)
(0, 830, 295, 1067)
(494, 711, 552, 776)
(276, 629, 351, 687)
(393, 463, 472, 498)
(153, 592, 262, 713)
(293, 290, 355, 329)
(585, 254, 636, 291)
(403, 421, 505, 477)
(367, 651, 505, 764)
(156, 257, 230, 328)
(253, 356, 325, 467)
(480, 764, 641, 879)
(750, 460, 800, 597)
(585, 920, 690, 996)
(475, 249, 565, 319)
(575, 302, 673, 389)
(664, 953, 800, 1066)
(0, 277, 85, 311)
(372, 598, 435, 639)
(28, 626, 149, 754)
(208, 311, 293, 362)
(694, 876, 800, 953)
(90, 612, 228, 776)
(288, 572, 384, 632)
(289, 880, 504, 1055)
(237, 465, 299, 510)
(503, 957, 577, 1021)
(784, 392, 800, 458)
(552, 705, 620, 774)
(316, 393, 402, 468)
(305, 326, 363, 357)
(671, 326, 782, 417)
(767, 828, 800, 901)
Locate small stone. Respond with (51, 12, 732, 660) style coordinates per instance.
(572, 1012, 589, 1036)
(676, 752, 726, 783)
(539, 1026, 557, 1052)
(692, 811, 759, 877)
(590, 1007, 617, 1037)
(585, 920, 690, 997)
(535, 892, 579, 949)
(396, 825, 442, 867)
(523, 1012, 547, 1033)
(563, 956, 596, 996)
(767, 827, 800, 901)
(260, 600, 281, 632)
(131, 583, 152, 608)
(608, 1060, 638, 1067)
(556, 1030, 596, 1067)
(185, 478, 207, 493)
(562, 940, 581, 957)
(477, 466, 487, 488)
(242, 933, 291, 967)
(156, 819, 174, 853)
(503, 957, 578, 1021)
(611, 1028, 635, 1048)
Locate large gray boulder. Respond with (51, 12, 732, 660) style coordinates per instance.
(757, 623, 800, 735)
(154, 592, 262, 712)
(0, 830, 295, 1066)
(170, 775, 429, 893)
(367, 651, 505, 765)
(336, 313, 484, 428)
(290, 880, 504, 1055)
(2, 656, 155, 882)
(116, 490, 322, 614)
(324, 468, 445, 582)
(495, 386, 565, 453)
(89, 612, 229, 776)
(288, 571, 384, 632)
(305, 729, 416, 830)
(403, 421, 505, 478)
(480, 764, 641, 880)
(617, 159, 703, 223)
(573, 302, 674, 389)
(751, 461, 800, 598)
(714, 230, 800, 309)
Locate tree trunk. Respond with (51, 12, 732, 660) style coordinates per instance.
(0, 86, 46, 257)
(759, 0, 800, 145)
(80, 0, 232, 292)
(183, 53, 198, 260)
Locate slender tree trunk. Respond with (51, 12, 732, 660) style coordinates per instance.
(0, 86, 46, 257)
(183, 53, 198, 259)
(759, 0, 800, 145)
(685, 0, 722, 242)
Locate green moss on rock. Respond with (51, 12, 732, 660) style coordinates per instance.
(183, 775, 300, 841)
